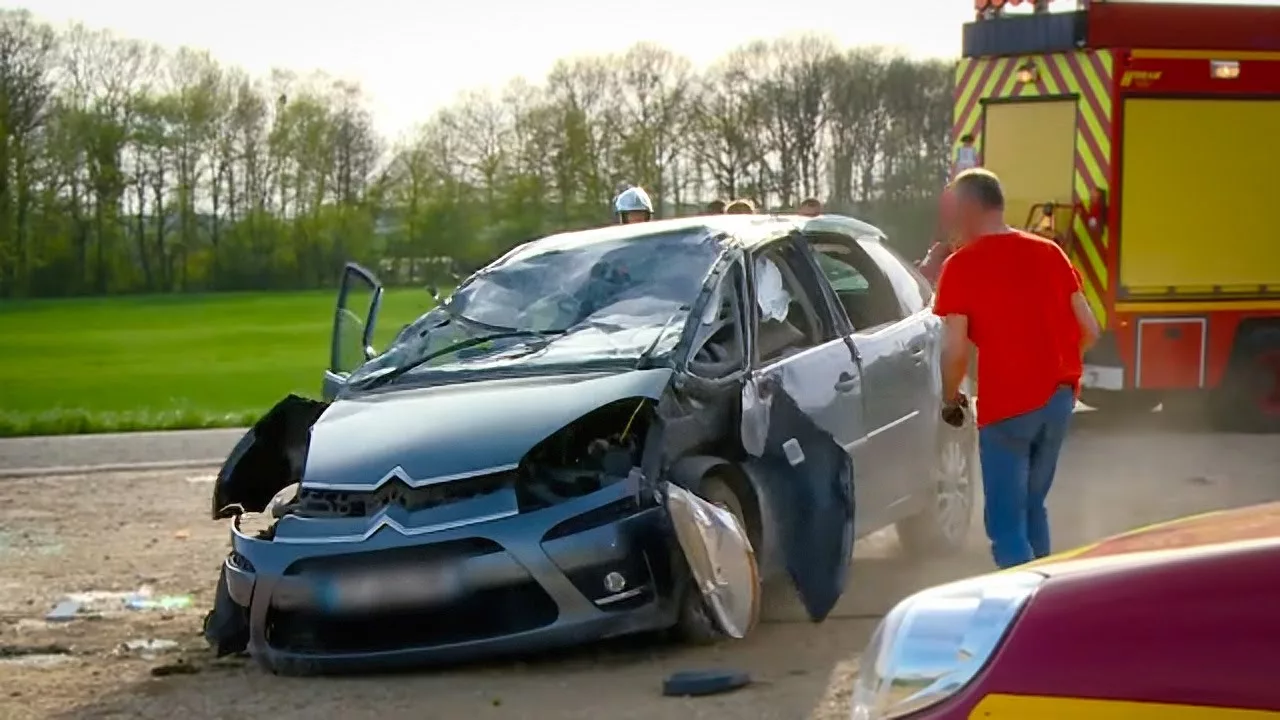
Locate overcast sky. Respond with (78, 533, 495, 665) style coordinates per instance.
(21, 0, 1271, 137)
(22, 0, 970, 136)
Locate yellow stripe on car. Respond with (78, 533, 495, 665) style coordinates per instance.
(970, 694, 1280, 719)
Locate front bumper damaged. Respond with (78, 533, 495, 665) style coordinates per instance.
(215, 476, 691, 674)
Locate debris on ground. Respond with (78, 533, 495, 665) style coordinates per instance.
(662, 669, 752, 697)
(45, 600, 81, 622)
(173, 529, 191, 540)
(118, 639, 180, 659)
(150, 659, 200, 677)
(126, 595, 193, 611)
(0, 643, 74, 668)
(43, 587, 194, 621)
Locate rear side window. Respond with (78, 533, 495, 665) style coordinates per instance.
(859, 240, 933, 315)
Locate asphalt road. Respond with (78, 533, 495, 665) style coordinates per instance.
(0, 427, 245, 473)
(0, 404, 1207, 474)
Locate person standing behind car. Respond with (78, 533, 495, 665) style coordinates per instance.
(614, 186, 654, 224)
(796, 198, 823, 217)
(933, 168, 1100, 570)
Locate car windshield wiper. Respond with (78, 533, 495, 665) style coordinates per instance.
(355, 330, 565, 389)
(636, 309, 685, 369)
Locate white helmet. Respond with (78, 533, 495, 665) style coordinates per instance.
(614, 186, 654, 223)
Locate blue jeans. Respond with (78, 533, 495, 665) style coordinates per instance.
(978, 387, 1075, 569)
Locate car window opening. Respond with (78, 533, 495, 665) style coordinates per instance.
(755, 243, 835, 364)
(810, 235, 903, 331)
(689, 264, 748, 380)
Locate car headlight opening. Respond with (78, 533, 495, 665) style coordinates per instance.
(269, 482, 300, 518)
(850, 570, 1045, 720)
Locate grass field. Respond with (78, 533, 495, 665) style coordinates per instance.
(0, 289, 435, 437)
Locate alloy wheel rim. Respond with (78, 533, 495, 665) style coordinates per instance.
(934, 433, 973, 541)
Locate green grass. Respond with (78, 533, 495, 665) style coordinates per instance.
(0, 289, 435, 437)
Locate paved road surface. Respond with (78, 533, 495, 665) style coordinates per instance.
(0, 427, 245, 472)
(0, 404, 1103, 472)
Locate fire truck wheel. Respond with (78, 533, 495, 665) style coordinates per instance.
(897, 421, 977, 558)
(1216, 328, 1280, 433)
(1078, 389, 1162, 416)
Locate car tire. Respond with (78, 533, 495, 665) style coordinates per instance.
(675, 474, 762, 645)
(896, 422, 977, 558)
(1214, 326, 1280, 433)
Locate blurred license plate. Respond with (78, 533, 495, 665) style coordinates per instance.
(326, 564, 463, 612)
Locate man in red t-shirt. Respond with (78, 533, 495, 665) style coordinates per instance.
(933, 169, 1101, 568)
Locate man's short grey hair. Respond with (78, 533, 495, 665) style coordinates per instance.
(950, 168, 1005, 211)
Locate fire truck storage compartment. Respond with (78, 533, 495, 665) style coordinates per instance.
(1119, 98, 1280, 296)
(982, 99, 1077, 229)
(1135, 317, 1207, 390)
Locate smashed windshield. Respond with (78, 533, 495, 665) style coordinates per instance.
(449, 229, 719, 333)
(348, 227, 724, 387)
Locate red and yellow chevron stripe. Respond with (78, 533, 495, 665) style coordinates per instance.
(952, 51, 1114, 326)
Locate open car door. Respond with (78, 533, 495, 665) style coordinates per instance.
(741, 374, 856, 623)
(322, 262, 383, 401)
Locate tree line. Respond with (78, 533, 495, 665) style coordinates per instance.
(0, 9, 954, 298)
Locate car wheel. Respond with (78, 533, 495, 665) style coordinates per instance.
(675, 475, 761, 645)
(896, 423, 977, 557)
(1215, 327, 1280, 433)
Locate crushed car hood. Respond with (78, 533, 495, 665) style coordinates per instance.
(301, 368, 674, 489)
(1025, 501, 1280, 577)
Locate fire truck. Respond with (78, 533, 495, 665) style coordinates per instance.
(954, 0, 1280, 430)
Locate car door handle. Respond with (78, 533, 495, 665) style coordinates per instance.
(908, 341, 925, 356)
(834, 372, 858, 393)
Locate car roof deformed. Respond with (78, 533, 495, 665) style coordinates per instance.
(521, 213, 888, 257)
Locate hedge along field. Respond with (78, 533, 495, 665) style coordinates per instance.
(0, 289, 434, 437)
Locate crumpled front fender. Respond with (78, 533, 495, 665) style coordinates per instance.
(212, 394, 329, 519)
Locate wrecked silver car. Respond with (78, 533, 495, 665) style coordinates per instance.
(204, 214, 978, 674)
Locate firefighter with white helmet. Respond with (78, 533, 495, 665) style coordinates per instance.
(613, 185, 654, 224)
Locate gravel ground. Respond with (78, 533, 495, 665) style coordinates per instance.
(1, 412, 1277, 720)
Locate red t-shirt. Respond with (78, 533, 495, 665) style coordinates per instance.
(933, 230, 1084, 427)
